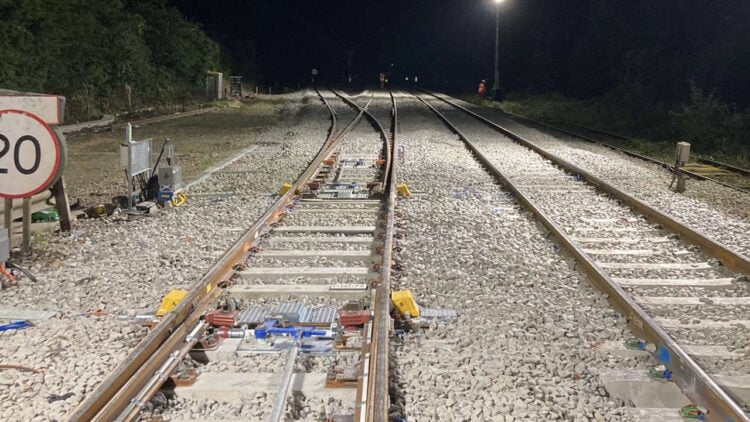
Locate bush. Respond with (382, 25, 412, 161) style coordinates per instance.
(501, 81, 750, 165)
(0, 0, 222, 121)
(670, 82, 748, 155)
(504, 82, 673, 139)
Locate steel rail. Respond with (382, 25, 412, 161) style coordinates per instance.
(308, 89, 397, 421)
(496, 108, 750, 193)
(415, 91, 750, 422)
(115, 322, 207, 421)
(355, 320, 373, 422)
(369, 90, 398, 421)
(269, 344, 300, 422)
(331, 91, 393, 196)
(328, 92, 370, 145)
(332, 93, 398, 421)
(697, 158, 750, 177)
(69, 88, 364, 421)
(426, 91, 750, 275)
(374, 92, 395, 195)
(332, 90, 396, 422)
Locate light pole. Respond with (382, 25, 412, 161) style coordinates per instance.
(492, 0, 504, 100)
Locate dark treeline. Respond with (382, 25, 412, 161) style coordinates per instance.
(168, 0, 749, 156)
(485, 0, 750, 156)
(2, 0, 748, 155)
(168, 0, 404, 89)
(493, 0, 750, 107)
(0, 0, 220, 120)
(170, 0, 750, 107)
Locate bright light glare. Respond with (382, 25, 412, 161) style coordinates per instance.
(494, 0, 504, 3)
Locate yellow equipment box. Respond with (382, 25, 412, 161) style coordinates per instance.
(391, 290, 420, 317)
(279, 183, 293, 196)
(156, 289, 188, 317)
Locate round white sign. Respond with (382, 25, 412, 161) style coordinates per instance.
(311, 68, 319, 76)
(0, 109, 63, 199)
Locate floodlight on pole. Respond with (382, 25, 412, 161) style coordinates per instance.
(492, 0, 503, 100)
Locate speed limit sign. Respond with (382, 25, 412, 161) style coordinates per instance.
(0, 109, 65, 199)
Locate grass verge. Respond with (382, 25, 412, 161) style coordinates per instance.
(462, 91, 750, 170)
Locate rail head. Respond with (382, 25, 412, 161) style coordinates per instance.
(368, 90, 398, 422)
(331, 90, 392, 196)
(330, 89, 396, 422)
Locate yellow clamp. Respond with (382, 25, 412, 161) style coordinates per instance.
(396, 183, 411, 197)
(391, 290, 420, 317)
(156, 289, 188, 317)
(279, 183, 293, 196)
(171, 192, 187, 207)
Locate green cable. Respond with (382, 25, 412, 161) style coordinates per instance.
(624, 338, 643, 350)
(648, 365, 671, 380)
(679, 404, 706, 420)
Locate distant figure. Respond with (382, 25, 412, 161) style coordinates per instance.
(379, 73, 386, 89)
(477, 80, 487, 100)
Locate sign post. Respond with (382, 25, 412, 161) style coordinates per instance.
(2, 200, 10, 240)
(0, 92, 69, 254)
(51, 177, 72, 232)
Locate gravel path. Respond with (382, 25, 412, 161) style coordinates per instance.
(0, 91, 331, 421)
(390, 95, 650, 421)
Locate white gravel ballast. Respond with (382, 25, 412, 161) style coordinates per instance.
(417, 93, 750, 415)
(469, 105, 750, 257)
(389, 96, 653, 421)
(0, 91, 332, 421)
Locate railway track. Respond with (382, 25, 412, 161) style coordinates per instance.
(494, 109, 750, 193)
(413, 91, 750, 421)
(62, 88, 747, 421)
(69, 89, 397, 421)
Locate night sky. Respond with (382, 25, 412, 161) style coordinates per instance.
(170, 0, 750, 106)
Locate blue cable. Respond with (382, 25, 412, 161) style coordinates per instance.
(0, 321, 32, 331)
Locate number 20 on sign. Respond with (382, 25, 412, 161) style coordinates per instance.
(0, 109, 64, 199)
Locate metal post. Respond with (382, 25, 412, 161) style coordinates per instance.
(22, 197, 31, 254)
(125, 123, 134, 211)
(269, 344, 299, 422)
(492, 6, 501, 100)
(165, 141, 175, 166)
(675, 169, 687, 193)
(52, 179, 73, 232)
(671, 142, 690, 193)
(3, 199, 12, 252)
